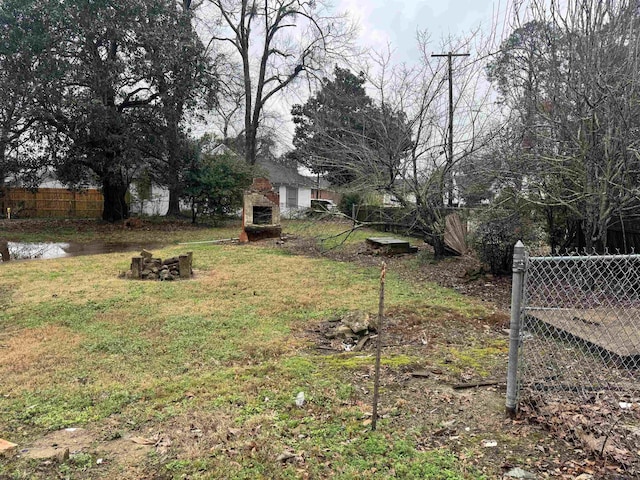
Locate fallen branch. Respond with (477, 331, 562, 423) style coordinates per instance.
(452, 380, 503, 390)
(315, 346, 339, 352)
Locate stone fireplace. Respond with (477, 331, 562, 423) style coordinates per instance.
(240, 178, 282, 242)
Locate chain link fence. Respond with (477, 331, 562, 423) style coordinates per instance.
(507, 243, 640, 477)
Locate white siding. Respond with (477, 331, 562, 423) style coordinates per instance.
(278, 186, 312, 218)
(298, 187, 312, 208)
(129, 184, 170, 216)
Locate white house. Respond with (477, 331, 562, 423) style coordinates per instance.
(129, 145, 317, 217)
(255, 159, 315, 218)
(128, 183, 171, 216)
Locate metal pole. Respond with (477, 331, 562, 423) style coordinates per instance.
(506, 240, 526, 416)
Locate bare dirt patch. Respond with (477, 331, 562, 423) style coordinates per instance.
(10, 425, 155, 479)
(20, 427, 96, 461)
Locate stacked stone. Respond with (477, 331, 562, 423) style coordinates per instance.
(126, 250, 192, 280)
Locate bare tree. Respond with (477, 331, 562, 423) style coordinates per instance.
(380, 36, 497, 256)
(495, 0, 640, 251)
(303, 34, 497, 257)
(209, 57, 246, 142)
(206, 0, 355, 165)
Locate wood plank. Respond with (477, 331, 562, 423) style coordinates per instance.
(366, 237, 410, 246)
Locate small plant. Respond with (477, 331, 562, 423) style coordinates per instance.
(71, 452, 94, 468)
(416, 248, 435, 266)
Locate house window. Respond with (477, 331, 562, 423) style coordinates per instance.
(286, 187, 298, 208)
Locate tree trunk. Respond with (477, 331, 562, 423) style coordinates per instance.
(0, 240, 9, 262)
(431, 232, 448, 259)
(163, 112, 185, 217)
(102, 176, 129, 222)
(191, 200, 197, 224)
(166, 187, 182, 217)
(245, 124, 257, 165)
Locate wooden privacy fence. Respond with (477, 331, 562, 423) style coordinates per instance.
(0, 188, 103, 218)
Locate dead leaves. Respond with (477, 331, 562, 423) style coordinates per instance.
(519, 395, 640, 476)
(130, 434, 172, 454)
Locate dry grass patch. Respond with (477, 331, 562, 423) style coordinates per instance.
(2, 258, 131, 308)
(0, 325, 84, 393)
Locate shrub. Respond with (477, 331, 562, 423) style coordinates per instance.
(473, 210, 534, 275)
(338, 191, 363, 217)
(181, 152, 254, 224)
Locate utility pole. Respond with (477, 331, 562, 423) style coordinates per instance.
(431, 51, 470, 207)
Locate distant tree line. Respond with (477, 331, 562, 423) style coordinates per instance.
(289, 0, 640, 259)
(1, 0, 352, 222)
(485, 0, 640, 253)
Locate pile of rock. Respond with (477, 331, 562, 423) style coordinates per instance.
(123, 250, 193, 281)
(324, 310, 378, 351)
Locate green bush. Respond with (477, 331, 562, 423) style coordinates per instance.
(338, 191, 363, 217)
(181, 152, 254, 224)
(473, 210, 534, 275)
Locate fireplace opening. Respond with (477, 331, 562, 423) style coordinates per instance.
(253, 206, 272, 225)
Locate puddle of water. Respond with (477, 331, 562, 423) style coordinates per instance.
(1, 242, 161, 261)
(7, 242, 70, 260)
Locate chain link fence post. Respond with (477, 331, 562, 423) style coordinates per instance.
(506, 240, 526, 415)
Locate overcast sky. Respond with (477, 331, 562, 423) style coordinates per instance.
(196, 0, 516, 149)
(336, 0, 510, 61)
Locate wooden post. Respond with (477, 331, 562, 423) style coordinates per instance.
(131, 256, 143, 279)
(0, 240, 9, 262)
(187, 251, 193, 272)
(371, 262, 387, 431)
(506, 241, 526, 416)
(179, 255, 190, 279)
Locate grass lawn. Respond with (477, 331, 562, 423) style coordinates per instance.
(0, 219, 504, 479)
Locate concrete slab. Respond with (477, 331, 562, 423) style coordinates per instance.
(527, 307, 640, 360)
(366, 237, 417, 254)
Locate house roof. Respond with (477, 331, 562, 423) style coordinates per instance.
(303, 175, 333, 190)
(208, 143, 234, 156)
(204, 143, 314, 188)
(256, 159, 315, 188)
